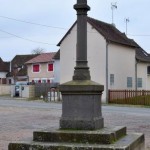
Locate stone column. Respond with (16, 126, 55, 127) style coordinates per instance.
(59, 0, 104, 130)
(73, 0, 91, 80)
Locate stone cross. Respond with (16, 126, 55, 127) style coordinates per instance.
(59, 0, 104, 130)
(73, 0, 91, 80)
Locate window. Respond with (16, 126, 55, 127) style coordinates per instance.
(147, 66, 150, 75)
(41, 79, 47, 83)
(48, 64, 53, 71)
(33, 64, 40, 72)
(127, 77, 132, 88)
(34, 80, 38, 83)
(137, 78, 142, 88)
(110, 74, 114, 86)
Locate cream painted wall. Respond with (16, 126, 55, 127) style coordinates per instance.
(0, 72, 7, 78)
(108, 44, 136, 90)
(27, 63, 54, 82)
(147, 76, 150, 90)
(59, 22, 138, 102)
(60, 23, 107, 101)
(87, 23, 107, 101)
(0, 85, 11, 95)
(60, 25, 77, 84)
(54, 60, 60, 83)
(137, 62, 150, 90)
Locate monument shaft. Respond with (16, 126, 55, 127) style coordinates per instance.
(60, 0, 104, 130)
(73, 0, 91, 80)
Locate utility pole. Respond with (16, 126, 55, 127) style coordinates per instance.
(125, 18, 130, 35)
(111, 2, 117, 25)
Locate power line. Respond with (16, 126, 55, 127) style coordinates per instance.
(0, 29, 56, 45)
(128, 34, 150, 37)
(2, 15, 150, 37)
(0, 15, 67, 30)
(0, 36, 13, 38)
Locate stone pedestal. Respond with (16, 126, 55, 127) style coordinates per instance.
(59, 80, 104, 130)
(9, 126, 145, 150)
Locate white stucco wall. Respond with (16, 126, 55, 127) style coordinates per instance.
(60, 25, 77, 83)
(108, 44, 136, 90)
(0, 72, 7, 78)
(59, 22, 137, 102)
(87, 23, 106, 101)
(27, 63, 54, 82)
(60, 23, 107, 102)
(137, 62, 150, 90)
(54, 60, 60, 83)
(0, 85, 11, 95)
(147, 71, 150, 90)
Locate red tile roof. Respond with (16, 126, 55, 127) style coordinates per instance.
(6, 54, 38, 77)
(25, 52, 56, 64)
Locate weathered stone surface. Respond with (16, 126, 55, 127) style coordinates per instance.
(33, 126, 126, 144)
(60, 80, 104, 130)
(8, 133, 145, 150)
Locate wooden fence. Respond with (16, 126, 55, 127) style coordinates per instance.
(34, 83, 61, 102)
(108, 90, 150, 105)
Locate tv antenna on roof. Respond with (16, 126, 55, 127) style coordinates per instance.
(111, 2, 117, 25)
(125, 18, 130, 35)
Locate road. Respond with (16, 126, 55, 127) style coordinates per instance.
(0, 99, 150, 149)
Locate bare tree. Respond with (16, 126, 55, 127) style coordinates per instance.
(31, 47, 45, 54)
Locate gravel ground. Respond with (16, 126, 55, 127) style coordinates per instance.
(0, 99, 150, 150)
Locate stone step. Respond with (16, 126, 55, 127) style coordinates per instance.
(33, 126, 126, 144)
(8, 133, 144, 150)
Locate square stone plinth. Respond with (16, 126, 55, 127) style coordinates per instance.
(8, 126, 145, 150)
(59, 80, 104, 130)
(33, 126, 127, 144)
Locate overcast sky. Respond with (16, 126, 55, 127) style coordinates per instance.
(0, 0, 150, 61)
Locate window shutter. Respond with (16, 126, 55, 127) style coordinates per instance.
(110, 74, 114, 86)
(48, 64, 53, 71)
(33, 64, 40, 72)
(137, 78, 142, 88)
(47, 79, 50, 83)
(127, 77, 132, 88)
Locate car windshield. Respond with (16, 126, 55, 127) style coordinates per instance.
(15, 82, 28, 85)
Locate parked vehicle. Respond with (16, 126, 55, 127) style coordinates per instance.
(15, 85, 19, 97)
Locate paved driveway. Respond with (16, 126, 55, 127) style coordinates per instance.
(0, 99, 150, 150)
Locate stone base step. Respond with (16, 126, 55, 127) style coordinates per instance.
(9, 133, 144, 150)
(33, 126, 126, 144)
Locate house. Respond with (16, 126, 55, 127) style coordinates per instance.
(0, 58, 10, 84)
(57, 17, 150, 102)
(136, 47, 150, 90)
(53, 50, 60, 83)
(6, 54, 38, 84)
(25, 52, 56, 83)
